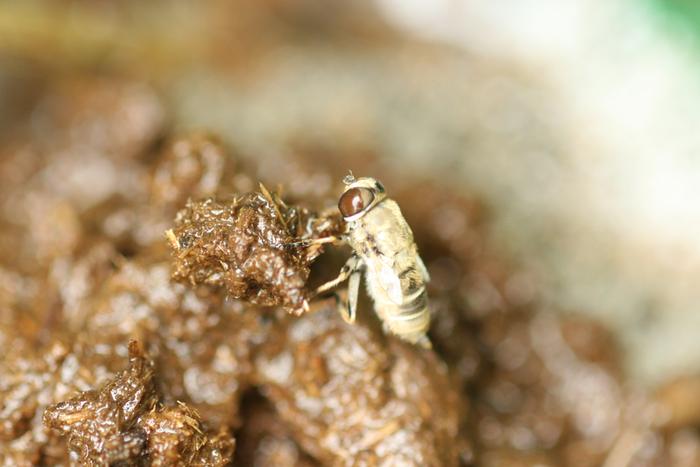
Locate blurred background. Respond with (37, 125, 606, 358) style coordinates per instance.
(1, 0, 699, 385)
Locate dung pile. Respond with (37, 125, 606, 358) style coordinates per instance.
(167, 191, 340, 312)
(0, 76, 699, 467)
(43, 341, 235, 466)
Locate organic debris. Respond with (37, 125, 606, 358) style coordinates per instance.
(167, 189, 342, 312)
(44, 341, 235, 466)
(0, 75, 699, 466)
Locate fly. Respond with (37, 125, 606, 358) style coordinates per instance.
(301, 174, 432, 348)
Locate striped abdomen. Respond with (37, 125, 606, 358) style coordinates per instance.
(367, 264, 431, 347)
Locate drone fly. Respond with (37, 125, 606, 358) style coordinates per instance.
(307, 175, 432, 348)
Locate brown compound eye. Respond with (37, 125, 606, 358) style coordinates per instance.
(338, 187, 374, 218)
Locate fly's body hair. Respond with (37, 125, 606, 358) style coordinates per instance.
(306, 175, 432, 348)
(346, 197, 430, 347)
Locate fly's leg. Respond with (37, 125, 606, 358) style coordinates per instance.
(289, 242, 355, 317)
(313, 254, 360, 295)
(340, 268, 360, 324)
(417, 335, 433, 349)
(311, 255, 362, 323)
(344, 269, 361, 323)
(324, 269, 360, 324)
(287, 235, 342, 248)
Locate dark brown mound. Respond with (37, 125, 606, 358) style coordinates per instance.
(44, 341, 235, 466)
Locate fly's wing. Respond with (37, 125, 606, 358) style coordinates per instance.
(377, 259, 403, 305)
(416, 255, 430, 282)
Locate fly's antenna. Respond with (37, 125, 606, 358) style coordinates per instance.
(343, 171, 356, 185)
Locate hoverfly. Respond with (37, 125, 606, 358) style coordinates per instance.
(303, 175, 431, 348)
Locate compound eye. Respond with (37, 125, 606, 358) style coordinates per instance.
(338, 187, 374, 218)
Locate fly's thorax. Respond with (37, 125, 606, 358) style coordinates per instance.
(345, 199, 415, 260)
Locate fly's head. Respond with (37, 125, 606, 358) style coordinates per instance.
(337, 175, 387, 223)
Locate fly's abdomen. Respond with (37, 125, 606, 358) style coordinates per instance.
(372, 266, 431, 346)
(386, 293, 430, 345)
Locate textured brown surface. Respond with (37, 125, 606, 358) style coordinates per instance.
(44, 341, 235, 466)
(168, 191, 340, 312)
(1, 16, 700, 464)
(253, 309, 460, 466)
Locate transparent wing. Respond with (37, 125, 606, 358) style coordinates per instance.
(416, 255, 430, 282)
(377, 262, 403, 305)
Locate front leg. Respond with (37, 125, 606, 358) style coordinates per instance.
(313, 254, 361, 296)
(321, 266, 361, 324)
(287, 235, 342, 248)
(293, 255, 362, 319)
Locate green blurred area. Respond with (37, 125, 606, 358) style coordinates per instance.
(651, 0, 700, 36)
